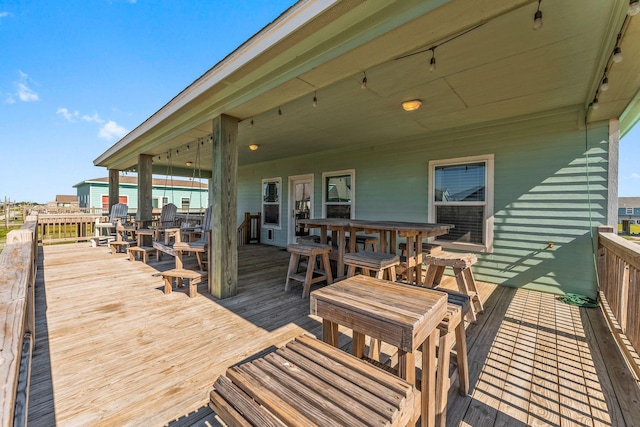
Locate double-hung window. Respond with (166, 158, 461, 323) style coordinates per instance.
(428, 155, 493, 252)
(262, 177, 281, 228)
(626, 207, 634, 215)
(322, 170, 355, 219)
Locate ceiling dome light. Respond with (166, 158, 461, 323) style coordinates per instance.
(600, 77, 609, 91)
(249, 144, 260, 151)
(629, 0, 640, 16)
(185, 161, 193, 167)
(402, 100, 422, 111)
(612, 46, 623, 63)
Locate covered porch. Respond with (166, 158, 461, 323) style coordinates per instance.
(27, 242, 640, 426)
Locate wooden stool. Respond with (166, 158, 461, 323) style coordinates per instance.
(161, 268, 207, 298)
(398, 242, 441, 257)
(127, 246, 157, 263)
(285, 243, 333, 298)
(346, 235, 379, 252)
(433, 290, 470, 426)
(296, 235, 321, 244)
(423, 252, 483, 322)
(109, 240, 132, 255)
(344, 250, 400, 280)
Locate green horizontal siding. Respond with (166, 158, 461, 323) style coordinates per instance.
(239, 109, 608, 297)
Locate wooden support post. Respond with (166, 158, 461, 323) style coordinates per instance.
(108, 169, 120, 213)
(210, 114, 238, 299)
(138, 154, 153, 229)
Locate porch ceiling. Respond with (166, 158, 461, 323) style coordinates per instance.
(95, 0, 639, 176)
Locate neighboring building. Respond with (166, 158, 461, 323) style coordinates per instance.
(618, 197, 640, 234)
(54, 195, 78, 208)
(73, 176, 209, 213)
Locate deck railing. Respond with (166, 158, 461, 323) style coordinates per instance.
(38, 214, 102, 244)
(0, 214, 38, 427)
(237, 212, 261, 246)
(597, 226, 640, 380)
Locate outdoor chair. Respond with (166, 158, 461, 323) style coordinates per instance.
(93, 203, 129, 246)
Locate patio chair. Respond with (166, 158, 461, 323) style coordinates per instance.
(149, 203, 179, 244)
(93, 203, 129, 246)
(171, 205, 212, 271)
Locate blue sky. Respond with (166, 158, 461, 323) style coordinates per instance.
(0, 0, 295, 203)
(1, 1, 639, 204)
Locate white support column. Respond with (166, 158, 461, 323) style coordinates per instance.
(210, 115, 238, 298)
(607, 118, 619, 227)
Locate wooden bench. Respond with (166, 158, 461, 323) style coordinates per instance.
(344, 250, 400, 280)
(161, 268, 207, 298)
(423, 252, 483, 322)
(285, 243, 333, 298)
(127, 246, 157, 264)
(210, 334, 416, 427)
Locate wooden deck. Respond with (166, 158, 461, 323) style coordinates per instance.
(28, 243, 640, 426)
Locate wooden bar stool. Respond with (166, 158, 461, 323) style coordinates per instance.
(423, 251, 483, 322)
(285, 243, 333, 298)
(344, 250, 400, 280)
(398, 242, 442, 257)
(346, 234, 379, 252)
(433, 290, 470, 426)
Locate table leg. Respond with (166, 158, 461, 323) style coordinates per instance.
(421, 329, 439, 427)
(176, 251, 184, 269)
(337, 229, 346, 278)
(351, 331, 366, 359)
(322, 319, 339, 347)
(406, 236, 415, 284)
(379, 230, 388, 253)
(397, 349, 416, 385)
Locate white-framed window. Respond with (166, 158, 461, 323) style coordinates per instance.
(262, 177, 282, 229)
(428, 154, 494, 253)
(322, 169, 355, 219)
(181, 197, 190, 212)
(626, 207, 634, 215)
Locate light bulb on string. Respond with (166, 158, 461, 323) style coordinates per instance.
(312, 91, 317, 107)
(361, 72, 367, 89)
(429, 49, 436, 72)
(591, 98, 600, 110)
(629, 0, 640, 16)
(613, 46, 623, 63)
(278, 106, 282, 115)
(533, 0, 542, 30)
(600, 77, 609, 91)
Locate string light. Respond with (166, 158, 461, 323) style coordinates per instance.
(250, 119, 254, 128)
(612, 46, 623, 63)
(312, 91, 318, 107)
(600, 76, 609, 92)
(533, 0, 543, 30)
(429, 49, 436, 72)
(278, 106, 282, 115)
(629, 0, 640, 16)
(591, 97, 599, 110)
(361, 72, 367, 89)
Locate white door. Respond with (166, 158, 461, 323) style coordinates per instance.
(288, 174, 314, 244)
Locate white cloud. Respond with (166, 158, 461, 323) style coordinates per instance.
(56, 107, 79, 121)
(82, 113, 104, 123)
(99, 120, 128, 140)
(6, 71, 39, 103)
(0, 12, 9, 18)
(631, 172, 640, 179)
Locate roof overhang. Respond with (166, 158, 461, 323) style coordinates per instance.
(94, 0, 640, 175)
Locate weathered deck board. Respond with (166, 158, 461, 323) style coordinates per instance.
(27, 243, 640, 427)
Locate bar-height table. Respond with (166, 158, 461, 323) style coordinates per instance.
(310, 276, 448, 427)
(298, 219, 452, 282)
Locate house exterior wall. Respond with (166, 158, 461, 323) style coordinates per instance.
(76, 182, 209, 212)
(238, 109, 609, 298)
